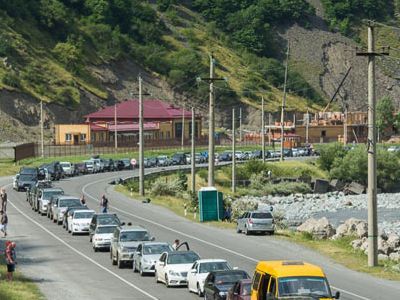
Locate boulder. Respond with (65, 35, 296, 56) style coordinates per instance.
(378, 237, 391, 255)
(313, 179, 330, 194)
(297, 217, 336, 239)
(329, 179, 345, 191)
(355, 222, 368, 238)
(350, 239, 363, 250)
(344, 182, 365, 195)
(360, 238, 369, 252)
(333, 223, 349, 239)
(387, 233, 400, 249)
(389, 252, 400, 261)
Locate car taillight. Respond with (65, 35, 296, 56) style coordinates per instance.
(248, 218, 253, 224)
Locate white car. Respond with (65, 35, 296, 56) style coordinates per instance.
(155, 251, 200, 287)
(68, 210, 95, 235)
(92, 224, 118, 252)
(133, 242, 174, 276)
(187, 259, 232, 296)
(60, 162, 74, 176)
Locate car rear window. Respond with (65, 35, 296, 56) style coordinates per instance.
(252, 212, 272, 219)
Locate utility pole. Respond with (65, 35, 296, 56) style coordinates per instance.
(199, 54, 225, 187)
(343, 106, 348, 145)
(268, 113, 272, 146)
(232, 108, 236, 193)
(239, 107, 242, 144)
(114, 103, 118, 151)
(280, 42, 290, 162)
(191, 107, 196, 193)
(261, 97, 265, 162)
(181, 107, 185, 151)
(356, 23, 389, 267)
(138, 75, 145, 197)
(40, 100, 44, 158)
(306, 108, 309, 144)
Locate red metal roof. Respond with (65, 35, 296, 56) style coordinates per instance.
(85, 100, 193, 121)
(108, 122, 159, 132)
(90, 123, 107, 131)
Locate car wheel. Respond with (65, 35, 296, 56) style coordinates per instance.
(139, 265, 144, 277)
(93, 247, 98, 252)
(133, 260, 138, 273)
(71, 231, 75, 236)
(245, 226, 250, 235)
(236, 225, 242, 233)
(197, 283, 203, 297)
(117, 255, 123, 269)
(111, 251, 117, 265)
(155, 271, 160, 283)
(270, 230, 275, 235)
(165, 275, 170, 288)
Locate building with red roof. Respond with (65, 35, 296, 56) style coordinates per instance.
(54, 99, 202, 145)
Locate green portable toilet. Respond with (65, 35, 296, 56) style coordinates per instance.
(198, 187, 224, 222)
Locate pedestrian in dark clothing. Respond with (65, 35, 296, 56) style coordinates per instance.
(80, 195, 86, 206)
(5, 241, 16, 281)
(1, 211, 8, 237)
(100, 195, 108, 213)
(0, 188, 7, 212)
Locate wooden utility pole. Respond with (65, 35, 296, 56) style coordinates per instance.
(343, 106, 348, 145)
(356, 23, 389, 267)
(114, 103, 118, 151)
(280, 42, 290, 162)
(232, 108, 236, 193)
(181, 107, 185, 150)
(191, 107, 196, 193)
(268, 113, 272, 146)
(239, 107, 242, 144)
(138, 75, 145, 196)
(40, 100, 44, 158)
(306, 109, 309, 144)
(261, 96, 265, 162)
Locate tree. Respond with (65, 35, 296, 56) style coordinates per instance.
(377, 96, 395, 140)
(52, 40, 82, 73)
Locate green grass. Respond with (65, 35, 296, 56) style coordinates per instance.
(0, 256, 43, 300)
(278, 231, 400, 281)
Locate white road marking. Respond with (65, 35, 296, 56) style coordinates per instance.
(5, 183, 158, 300)
(82, 177, 372, 300)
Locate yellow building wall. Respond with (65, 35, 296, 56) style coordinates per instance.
(296, 125, 346, 143)
(171, 119, 202, 139)
(55, 124, 91, 145)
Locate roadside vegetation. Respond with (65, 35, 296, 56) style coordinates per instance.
(279, 231, 400, 281)
(0, 252, 43, 300)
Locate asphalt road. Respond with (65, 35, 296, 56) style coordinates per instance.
(2, 167, 400, 300)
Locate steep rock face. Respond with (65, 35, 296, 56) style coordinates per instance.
(283, 0, 400, 111)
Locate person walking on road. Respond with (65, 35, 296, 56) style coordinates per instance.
(0, 188, 7, 212)
(100, 195, 108, 213)
(80, 195, 86, 206)
(5, 241, 16, 281)
(172, 239, 180, 250)
(1, 211, 8, 237)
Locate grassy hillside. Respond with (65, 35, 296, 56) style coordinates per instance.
(0, 0, 325, 114)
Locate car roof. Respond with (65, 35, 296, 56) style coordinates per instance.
(210, 270, 247, 276)
(141, 242, 170, 246)
(97, 224, 118, 228)
(168, 250, 197, 255)
(73, 209, 95, 214)
(255, 261, 326, 278)
(42, 188, 63, 192)
(195, 259, 228, 264)
(57, 196, 80, 200)
(119, 226, 147, 232)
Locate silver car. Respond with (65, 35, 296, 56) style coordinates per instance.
(52, 196, 83, 224)
(38, 188, 64, 215)
(236, 211, 274, 235)
(133, 242, 174, 276)
(110, 226, 155, 268)
(60, 162, 74, 176)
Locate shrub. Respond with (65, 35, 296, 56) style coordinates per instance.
(318, 143, 346, 171)
(150, 177, 184, 197)
(2, 71, 20, 88)
(231, 198, 258, 221)
(197, 169, 208, 181)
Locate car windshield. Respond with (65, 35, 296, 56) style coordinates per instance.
(98, 216, 120, 226)
(143, 244, 172, 255)
(61, 163, 70, 168)
(158, 156, 167, 160)
(252, 212, 272, 219)
(74, 211, 94, 219)
(278, 276, 331, 298)
(21, 168, 37, 175)
(43, 190, 64, 200)
(85, 161, 93, 166)
(199, 262, 230, 273)
(241, 282, 251, 296)
(96, 226, 117, 234)
(19, 175, 35, 181)
(167, 252, 199, 264)
(59, 199, 81, 207)
(215, 272, 249, 285)
(120, 231, 150, 242)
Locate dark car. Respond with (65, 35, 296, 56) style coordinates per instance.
(42, 162, 64, 181)
(27, 180, 53, 209)
(149, 157, 158, 167)
(219, 152, 232, 162)
(203, 270, 250, 300)
(283, 149, 293, 157)
(14, 173, 37, 192)
(103, 159, 116, 172)
(227, 279, 252, 300)
(74, 162, 88, 175)
(89, 213, 122, 242)
(171, 153, 187, 165)
(119, 158, 132, 170)
(20, 167, 39, 176)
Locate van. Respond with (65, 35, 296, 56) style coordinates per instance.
(251, 261, 339, 300)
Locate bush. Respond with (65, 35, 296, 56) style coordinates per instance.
(231, 198, 258, 221)
(2, 71, 20, 88)
(197, 169, 208, 181)
(318, 143, 346, 171)
(150, 177, 184, 197)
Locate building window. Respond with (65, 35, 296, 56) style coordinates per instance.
(167, 131, 171, 139)
(321, 130, 326, 137)
(80, 133, 86, 141)
(65, 133, 72, 142)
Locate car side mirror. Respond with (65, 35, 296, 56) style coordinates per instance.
(190, 269, 196, 273)
(136, 251, 141, 256)
(334, 291, 340, 299)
